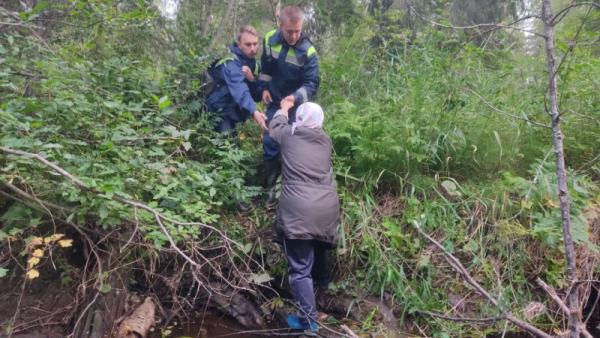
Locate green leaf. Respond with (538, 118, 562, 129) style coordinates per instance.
(158, 96, 172, 110)
(103, 101, 120, 109)
(98, 205, 109, 220)
(241, 243, 253, 254)
(441, 180, 462, 197)
(99, 283, 112, 294)
(0, 267, 8, 278)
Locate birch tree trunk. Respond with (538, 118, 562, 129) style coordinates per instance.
(541, 1, 581, 337)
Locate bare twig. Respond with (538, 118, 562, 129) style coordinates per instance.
(407, 2, 545, 37)
(551, 2, 600, 25)
(1, 181, 71, 215)
(537, 278, 595, 338)
(340, 324, 360, 338)
(537, 278, 570, 315)
(466, 88, 550, 128)
(0, 7, 54, 53)
(416, 310, 504, 324)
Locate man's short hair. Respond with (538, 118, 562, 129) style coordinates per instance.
(280, 5, 304, 23)
(237, 25, 258, 41)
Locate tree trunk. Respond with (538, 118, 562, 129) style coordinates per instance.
(208, 0, 236, 49)
(200, 0, 213, 38)
(541, 1, 581, 337)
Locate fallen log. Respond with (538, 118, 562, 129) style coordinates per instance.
(116, 297, 156, 338)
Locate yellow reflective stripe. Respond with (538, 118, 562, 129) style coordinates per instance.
(271, 43, 282, 53)
(307, 46, 316, 57)
(287, 48, 297, 57)
(264, 29, 277, 53)
(216, 56, 235, 66)
(265, 29, 277, 44)
(285, 55, 301, 66)
(253, 63, 259, 76)
(259, 74, 272, 81)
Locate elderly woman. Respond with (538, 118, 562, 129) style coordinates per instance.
(268, 97, 339, 331)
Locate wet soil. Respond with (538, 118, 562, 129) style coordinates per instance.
(149, 315, 290, 338)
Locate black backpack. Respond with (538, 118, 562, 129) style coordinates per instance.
(200, 58, 224, 101)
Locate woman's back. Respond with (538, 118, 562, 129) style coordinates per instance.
(279, 127, 334, 187)
(268, 108, 339, 246)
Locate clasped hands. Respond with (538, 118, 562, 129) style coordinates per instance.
(254, 92, 295, 130)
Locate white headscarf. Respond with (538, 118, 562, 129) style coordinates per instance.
(291, 102, 324, 135)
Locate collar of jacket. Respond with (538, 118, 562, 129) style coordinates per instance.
(229, 43, 252, 64)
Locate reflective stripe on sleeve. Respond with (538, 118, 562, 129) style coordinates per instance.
(259, 74, 272, 81)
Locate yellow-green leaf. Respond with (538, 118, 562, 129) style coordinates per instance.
(30, 237, 43, 246)
(58, 239, 73, 248)
(27, 257, 40, 268)
(32, 248, 44, 258)
(26, 269, 40, 279)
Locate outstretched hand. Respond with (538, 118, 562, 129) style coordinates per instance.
(280, 95, 294, 111)
(253, 111, 268, 131)
(262, 90, 272, 104)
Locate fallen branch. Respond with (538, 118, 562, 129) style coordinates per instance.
(465, 87, 550, 129)
(412, 221, 553, 338)
(537, 278, 570, 315)
(416, 310, 504, 324)
(116, 297, 156, 338)
(340, 324, 360, 338)
(536, 278, 594, 338)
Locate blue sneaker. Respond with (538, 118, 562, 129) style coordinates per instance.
(286, 314, 319, 332)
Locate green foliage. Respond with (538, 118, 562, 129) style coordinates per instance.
(0, 3, 261, 248)
(503, 159, 598, 249)
(322, 22, 599, 185)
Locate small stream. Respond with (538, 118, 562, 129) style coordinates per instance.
(150, 315, 288, 338)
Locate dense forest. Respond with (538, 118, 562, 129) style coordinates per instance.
(1, 0, 599, 337)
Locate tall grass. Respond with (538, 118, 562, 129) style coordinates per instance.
(317, 23, 600, 335)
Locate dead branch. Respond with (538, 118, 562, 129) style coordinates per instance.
(406, 2, 545, 38)
(340, 324, 360, 338)
(465, 88, 551, 128)
(116, 297, 156, 338)
(412, 221, 553, 338)
(537, 278, 595, 338)
(0, 7, 54, 53)
(537, 278, 570, 315)
(416, 310, 503, 324)
(1, 181, 72, 215)
(551, 2, 600, 25)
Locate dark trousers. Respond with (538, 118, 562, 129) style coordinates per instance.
(214, 109, 247, 134)
(283, 238, 331, 322)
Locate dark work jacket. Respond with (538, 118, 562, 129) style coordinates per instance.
(258, 30, 320, 108)
(206, 44, 261, 120)
(268, 112, 339, 246)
